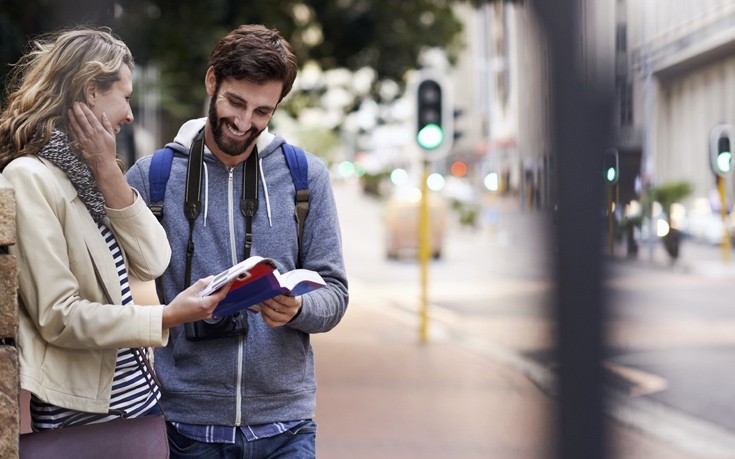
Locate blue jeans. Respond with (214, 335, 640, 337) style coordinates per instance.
(166, 421, 317, 459)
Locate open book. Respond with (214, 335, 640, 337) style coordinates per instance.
(199, 256, 326, 317)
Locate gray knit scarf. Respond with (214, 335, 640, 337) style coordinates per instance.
(36, 129, 107, 223)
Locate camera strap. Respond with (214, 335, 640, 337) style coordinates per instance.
(183, 128, 259, 286)
(183, 129, 204, 287)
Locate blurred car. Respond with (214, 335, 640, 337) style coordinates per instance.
(384, 186, 447, 260)
(442, 176, 477, 205)
(680, 198, 731, 245)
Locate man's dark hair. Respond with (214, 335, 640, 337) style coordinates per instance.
(209, 24, 298, 102)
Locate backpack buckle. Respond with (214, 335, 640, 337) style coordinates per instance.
(150, 201, 164, 219)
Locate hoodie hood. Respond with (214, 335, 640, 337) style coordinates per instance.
(167, 117, 286, 227)
(170, 117, 283, 158)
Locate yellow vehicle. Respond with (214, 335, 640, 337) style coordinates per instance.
(384, 186, 447, 260)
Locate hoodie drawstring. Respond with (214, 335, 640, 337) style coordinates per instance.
(202, 162, 209, 226)
(259, 157, 273, 227)
(198, 153, 272, 228)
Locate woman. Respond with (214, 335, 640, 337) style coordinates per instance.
(0, 28, 229, 431)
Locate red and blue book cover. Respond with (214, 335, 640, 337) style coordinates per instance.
(200, 256, 326, 318)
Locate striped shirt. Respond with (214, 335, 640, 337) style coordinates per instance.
(30, 223, 160, 431)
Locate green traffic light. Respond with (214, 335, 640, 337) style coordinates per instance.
(717, 151, 732, 173)
(606, 167, 617, 182)
(417, 123, 444, 150)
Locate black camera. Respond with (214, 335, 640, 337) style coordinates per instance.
(184, 312, 249, 341)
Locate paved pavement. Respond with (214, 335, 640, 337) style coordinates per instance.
(313, 276, 717, 459)
(312, 192, 735, 459)
(610, 228, 735, 277)
(312, 271, 718, 459)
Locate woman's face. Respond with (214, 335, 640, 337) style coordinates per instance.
(88, 66, 134, 134)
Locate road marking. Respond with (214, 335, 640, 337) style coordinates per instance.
(608, 390, 735, 458)
(603, 362, 669, 397)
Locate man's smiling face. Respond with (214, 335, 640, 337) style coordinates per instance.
(205, 67, 283, 162)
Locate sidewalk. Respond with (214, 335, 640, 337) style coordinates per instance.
(316, 184, 730, 458)
(311, 281, 701, 459)
(608, 232, 735, 277)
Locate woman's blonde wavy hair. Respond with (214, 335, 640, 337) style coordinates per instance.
(0, 28, 133, 170)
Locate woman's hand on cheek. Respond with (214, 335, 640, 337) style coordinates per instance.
(67, 101, 135, 208)
(67, 102, 117, 170)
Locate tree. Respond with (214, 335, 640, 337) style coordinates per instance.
(649, 181, 693, 262)
(0, 0, 464, 144)
(0, 0, 116, 86)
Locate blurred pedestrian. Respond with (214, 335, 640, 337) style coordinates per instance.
(0, 27, 230, 431)
(126, 24, 349, 458)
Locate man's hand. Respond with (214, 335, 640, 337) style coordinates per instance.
(260, 295, 302, 327)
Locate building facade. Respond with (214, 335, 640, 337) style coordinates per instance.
(452, 1, 551, 207)
(624, 0, 735, 213)
(452, 0, 618, 211)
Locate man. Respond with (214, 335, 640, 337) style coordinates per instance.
(126, 25, 349, 458)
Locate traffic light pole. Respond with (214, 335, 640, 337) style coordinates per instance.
(718, 176, 730, 262)
(709, 124, 733, 263)
(604, 148, 619, 256)
(608, 185, 614, 256)
(419, 160, 430, 344)
(413, 70, 453, 344)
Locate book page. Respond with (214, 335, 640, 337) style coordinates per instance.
(198, 256, 268, 297)
(279, 269, 326, 296)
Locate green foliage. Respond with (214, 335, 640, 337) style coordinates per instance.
(0, 0, 464, 145)
(649, 181, 693, 217)
(0, 0, 115, 93)
(298, 1, 464, 82)
(456, 202, 479, 227)
(121, 0, 463, 136)
(295, 127, 340, 166)
(360, 170, 390, 197)
(281, 91, 323, 120)
(658, 181, 694, 202)
(621, 213, 643, 230)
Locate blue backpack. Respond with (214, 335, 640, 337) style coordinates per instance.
(147, 142, 310, 266)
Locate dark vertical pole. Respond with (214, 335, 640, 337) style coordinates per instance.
(534, 1, 611, 458)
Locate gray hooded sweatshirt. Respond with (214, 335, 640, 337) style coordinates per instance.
(126, 118, 349, 427)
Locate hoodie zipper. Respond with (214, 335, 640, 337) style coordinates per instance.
(228, 167, 245, 427)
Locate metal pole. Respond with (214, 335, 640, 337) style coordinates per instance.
(640, 0, 656, 263)
(609, 185, 614, 256)
(419, 160, 431, 344)
(534, 0, 610, 457)
(719, 176, 730, 263)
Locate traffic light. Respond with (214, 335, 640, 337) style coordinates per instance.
(716, 136, 732, 174)
(710, 124, 734, 177)
(416, 78, 443, 149)
(415, 72, 453, 157)
(604, 148, 619, 185)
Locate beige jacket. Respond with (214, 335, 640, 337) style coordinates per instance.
(3, 155, 171, 414)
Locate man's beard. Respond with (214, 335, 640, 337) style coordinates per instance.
(208, 97, 263, 157)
